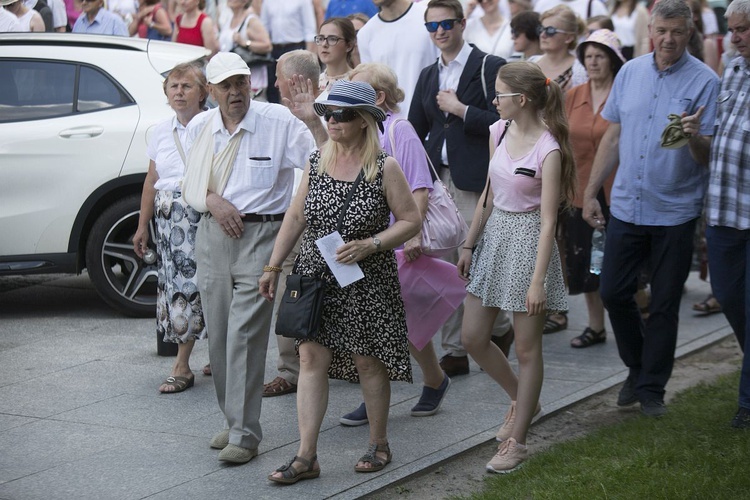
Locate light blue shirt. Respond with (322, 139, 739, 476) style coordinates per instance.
(603, 50, 719, 226)
(72, 8, 128, 36)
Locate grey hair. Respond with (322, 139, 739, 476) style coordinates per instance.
(277, 50, 320, 84)
(651, 0, 694, 30)
(726, 0, 750, 19)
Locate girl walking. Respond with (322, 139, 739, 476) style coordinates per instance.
(458, 61, 575, 473)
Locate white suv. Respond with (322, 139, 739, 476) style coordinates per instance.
(0, 33, 208, 316)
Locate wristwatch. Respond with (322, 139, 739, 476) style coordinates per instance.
(372, 235, 381, 251)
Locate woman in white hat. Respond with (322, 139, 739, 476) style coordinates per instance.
(2, 0, 44, 31)
(260, 80, 421, 484)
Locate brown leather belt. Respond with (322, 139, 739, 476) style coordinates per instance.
(242, 213, 285, 222)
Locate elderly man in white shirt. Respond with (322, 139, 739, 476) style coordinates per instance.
(183, 52, 315, 464)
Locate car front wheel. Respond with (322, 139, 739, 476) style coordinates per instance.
(85, 194, 158, 317)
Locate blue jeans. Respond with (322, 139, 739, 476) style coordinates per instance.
(600, 216, 697, 402)
(706, 225, 750, 410)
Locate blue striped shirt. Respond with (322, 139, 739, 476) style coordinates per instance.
(602, 50, 719, 226)
(706, 57, 750, 230)
(72, 8, 128, 37)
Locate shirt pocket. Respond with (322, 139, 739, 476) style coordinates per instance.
(667, 97, 693, 116)
(246, 157, 274, 189)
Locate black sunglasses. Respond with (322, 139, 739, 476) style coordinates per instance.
(536, 25, 573, 37)
(424, 18, 462, 33)
(323, 108, 359, 123)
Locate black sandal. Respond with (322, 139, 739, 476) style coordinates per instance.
(543, 312, 568, 334)
(268, 455, 320, 484)
(570, 327, 606, 348)
(354, 443, 392, 473)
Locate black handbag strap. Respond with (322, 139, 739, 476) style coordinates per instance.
(336, 170, 364, 233)
(293, 169, 363, 276)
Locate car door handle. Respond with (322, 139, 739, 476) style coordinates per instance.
(59, 126, 104, 138)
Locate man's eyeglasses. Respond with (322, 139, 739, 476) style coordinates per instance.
(424, 18, 462, 33)
(323, 108, 360, 123)
(495, 92, 521, 99)
(536, 25, 573, 37)
(314, 35, 343, 46)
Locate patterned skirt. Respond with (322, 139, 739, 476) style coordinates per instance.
(154, 190, 206, 343)
(466, 209, 568, 312)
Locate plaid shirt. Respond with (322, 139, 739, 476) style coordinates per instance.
(706, 57, 750, 229)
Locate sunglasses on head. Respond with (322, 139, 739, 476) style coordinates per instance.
(424, 18, 462, 33)
(536, 25, 573, 37)
(323, 108, 360, 123)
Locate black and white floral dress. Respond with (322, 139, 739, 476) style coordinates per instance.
(295, 150, 412, 383)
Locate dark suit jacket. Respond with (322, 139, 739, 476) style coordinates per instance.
(408, 46, 505, 193)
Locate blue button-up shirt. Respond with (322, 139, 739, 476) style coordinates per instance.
(72, 8, 128, 36)
(603, 50, 719, 226)
(324, 0, 378, 20)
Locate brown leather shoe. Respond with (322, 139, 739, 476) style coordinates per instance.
(491, 325, 515, 358)
(439, 354, 469, 377)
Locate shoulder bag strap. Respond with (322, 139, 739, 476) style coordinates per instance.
(335, 170, 364, 233)
(477, 120, 511, 232)
(173, 129, 187, 166)
(480, 54, 489, 101)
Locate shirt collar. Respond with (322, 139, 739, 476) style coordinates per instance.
(650, 49, 690, 75)
(438, 42, 472, 71)
(210, 104, 256, 136)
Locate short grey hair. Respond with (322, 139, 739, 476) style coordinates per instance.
(726, 0, 750, 19)
(651, 0, 694, 31)
(277, 50, 320, 85)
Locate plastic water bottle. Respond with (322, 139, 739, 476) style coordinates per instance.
(590, 228, 605, 276)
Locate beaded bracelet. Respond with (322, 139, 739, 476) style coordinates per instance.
(263, 265, 283, 273)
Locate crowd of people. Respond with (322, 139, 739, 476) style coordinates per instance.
(5, 0, 748, 481)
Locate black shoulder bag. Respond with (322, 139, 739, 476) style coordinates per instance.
(275, 170, 364, 339)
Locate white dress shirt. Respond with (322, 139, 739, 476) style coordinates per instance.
(185, 102, 315, 214)
(438, 42, 473, 165)
(147, 115, 192, 192)
(261, 0, 316, 44)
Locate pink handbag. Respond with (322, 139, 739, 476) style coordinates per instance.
(388, 119, 468, 257)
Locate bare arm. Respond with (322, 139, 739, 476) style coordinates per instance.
(133, 161, 159, 258)
(244, 15, 272, 53)
(201, 17, 220, 57)
(457, 174, 493, 280)
(30, 12, 45, 32)
(403, 187, 428, 262)
(334, 157, 421, 264)
(583, 122, 620, 229)
(527, 150, 562, 316)
(281, 75, 328, 148)
(152, 7, 173, 37)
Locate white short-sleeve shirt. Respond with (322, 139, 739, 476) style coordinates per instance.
(185, 102, 315, 214)
(147, 115, 191, 192)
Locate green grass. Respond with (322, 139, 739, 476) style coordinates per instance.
(462, 371, 750, 500)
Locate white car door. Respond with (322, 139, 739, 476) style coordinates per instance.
(0, 59, 139, 257)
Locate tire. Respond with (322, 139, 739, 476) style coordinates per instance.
(85, 194, 158, 317)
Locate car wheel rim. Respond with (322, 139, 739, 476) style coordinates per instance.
(99, 210, 158, 307)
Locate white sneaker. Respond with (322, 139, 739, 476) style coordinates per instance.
(495, 401, 544, 442)
(486, 437, 527, 473)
